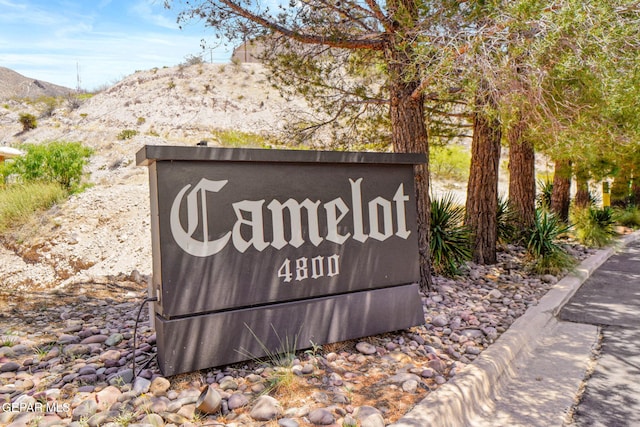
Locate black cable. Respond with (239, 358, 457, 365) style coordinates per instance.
(132, 296, 158, 380)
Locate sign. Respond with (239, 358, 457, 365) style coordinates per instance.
(137, 145, 426, 375)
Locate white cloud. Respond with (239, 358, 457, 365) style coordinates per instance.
(130, 0, 180, 30)
(54, 22, 94, 38)
(0, 0, 26, 9)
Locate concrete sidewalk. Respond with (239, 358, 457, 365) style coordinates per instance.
(390, 231, 640, 427)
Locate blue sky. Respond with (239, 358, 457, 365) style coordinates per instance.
(1, 0, 232, 91)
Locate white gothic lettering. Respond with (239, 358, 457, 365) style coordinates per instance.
(170, 177, 411, 257)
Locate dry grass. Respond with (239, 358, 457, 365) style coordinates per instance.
(0, 182, 66, 235)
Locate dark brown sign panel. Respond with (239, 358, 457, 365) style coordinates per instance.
(137, 145, 426, 375)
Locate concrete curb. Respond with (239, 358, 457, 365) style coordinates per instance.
(390, 230, 640, 427)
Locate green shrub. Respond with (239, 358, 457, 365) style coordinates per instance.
(19, 113, 37, 131)
(497, 196, 517, 244)
(536, 179, 553, 210)
(10, 141, 93, 191)
(37, 95, 60, 117)
(614, 205, 640, 228)
(0, 159, 14, 183)
(75, 93, 94, 101)
(571, 207, 617, 247)
(117, 129, 139, 140)
(211, 129, 270, 148)
(66, 93, 82, 110)
(0, 182, 66, 234)
(525, 209, 574, 275)
(182, 54, 204, 66)
(430, 193, 471, 276)
(429, 145, 471, 181)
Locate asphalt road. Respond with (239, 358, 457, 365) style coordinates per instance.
(560, 239, 640, 427)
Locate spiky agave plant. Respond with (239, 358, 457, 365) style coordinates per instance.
(525, 209, 574, 275)
(571, 206, 617, 247)
(430, 193, 471, 276)
(497, 196, 518, 245)
(536, 179, 553, 210)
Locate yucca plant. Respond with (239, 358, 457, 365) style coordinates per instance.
(18, 113, 37, 131)
(525, 209, 574, 275)
(571, 206, 617, 247)
(430, 193, 471, 276)
(497, 196, 517, 245)
(536, 179, 553, 210)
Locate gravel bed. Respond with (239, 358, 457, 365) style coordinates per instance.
(0, 244, 593, 427)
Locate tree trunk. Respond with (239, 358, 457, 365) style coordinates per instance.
(389, 86, 432, 292)
(385, 7, 432, 292)
(465, 87, 501, 265)
(551, 159, 572, 222)
(507, 121, 536, 229)
(574, 172, 590, 208)
(632, 175, 640, 206)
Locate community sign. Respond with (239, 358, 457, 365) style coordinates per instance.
(137, 145, 426, 375)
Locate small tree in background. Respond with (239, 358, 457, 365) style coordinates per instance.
(11, 141, 93, 192)
(18, 113, 37, 132)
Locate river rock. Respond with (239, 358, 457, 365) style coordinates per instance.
(308, 408, 335, 425)
(133, 377, 151, 394)
(149, 376, 171, 395)
(0, 361, 20, 372)
(354, 406, 385, 427)
(250, 395, 282, 421)
(432, 315, 448, 327)
(388, 373, 420, 384)
(64, 344, 90, 357)
(72, 399, 98, 421)
(488, 289, 503, 299)
(141, 413, 165, 426)
(96, 385, 122, 408)
(105, 333, 124, 347)
(355, 342, 377, 355)
(278, 418, 300, 427)
(402, 379, 418, 393)
(228, 393, 249, 410)
(81, 334, 108, 344)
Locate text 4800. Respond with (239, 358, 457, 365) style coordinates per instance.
(278, 254, 340, 283)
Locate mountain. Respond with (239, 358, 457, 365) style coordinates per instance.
(0, 62, 308, 152)
(0, 67, 74, 100)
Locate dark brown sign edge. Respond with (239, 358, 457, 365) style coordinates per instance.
(136, 145, 427, 166)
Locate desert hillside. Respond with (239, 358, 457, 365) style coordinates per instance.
(0, 62, 316, 293)
(1, 62, 309, 152)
